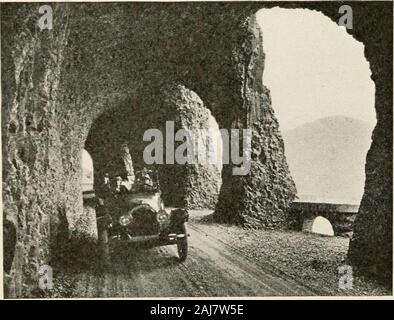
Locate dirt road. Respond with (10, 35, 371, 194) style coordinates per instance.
(66, 220, 317, 298)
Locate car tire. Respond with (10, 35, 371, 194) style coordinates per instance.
(98, 228, 111, 264)
(177, 223, 188, 262)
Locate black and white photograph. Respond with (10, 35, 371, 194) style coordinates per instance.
(1, 1, 393, 300)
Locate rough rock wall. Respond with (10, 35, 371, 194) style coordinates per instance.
(158, 85, 222, 209)
(1, 4, 80, 297)
(214, 15, 296, 228)
(82, 196, 98, 239)
(344, 4, 393, 283)
(1, 3, 133, 297)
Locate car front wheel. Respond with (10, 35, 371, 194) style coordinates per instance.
(177, 223, 188, 262)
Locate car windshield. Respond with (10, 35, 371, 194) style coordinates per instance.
(132, 168, 160, 193)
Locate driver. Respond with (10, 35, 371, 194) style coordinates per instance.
(96, 175, 127, 221)
(113, 175, 129, 195)
(97, 173, 129, 218)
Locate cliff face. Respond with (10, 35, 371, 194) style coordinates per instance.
(2, 4, 78, 297)
(2, 2, 392, 296)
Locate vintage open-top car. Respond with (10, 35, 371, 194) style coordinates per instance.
(96, 169, 189, 262)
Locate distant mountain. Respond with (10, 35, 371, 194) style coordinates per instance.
(282, 116, 374, 204)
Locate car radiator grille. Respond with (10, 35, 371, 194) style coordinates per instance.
(128, 206, 160, 236)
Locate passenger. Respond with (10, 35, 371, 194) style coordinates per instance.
(95, 173, 111, 225)
(98, 175, 128, 218)
(120, 144, 135, 191)
(121, 172, 135, 192)
(112, 175, 129, 195)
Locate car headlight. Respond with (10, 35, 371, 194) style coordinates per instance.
(156, 210, 169, 224)
(119, 214, 132, 226)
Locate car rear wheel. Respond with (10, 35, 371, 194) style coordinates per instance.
(177, 223, 188, 262)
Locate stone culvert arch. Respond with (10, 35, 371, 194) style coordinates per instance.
(303, 216, 334, 237)
(1, 2, 391, 296)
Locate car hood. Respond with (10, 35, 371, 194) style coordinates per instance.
(125, 192, 161, 212)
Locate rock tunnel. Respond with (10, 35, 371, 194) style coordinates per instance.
(1, 2, 392, 296)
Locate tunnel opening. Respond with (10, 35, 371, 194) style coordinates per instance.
(256, 8, 376, 206)
(82, 149, 94, 193)
(80, 148, 98, 239)
(253, 6, 391, 282)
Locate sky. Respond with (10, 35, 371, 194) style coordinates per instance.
(81, 149, 94, 189)
(256, 8, 376, 131)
